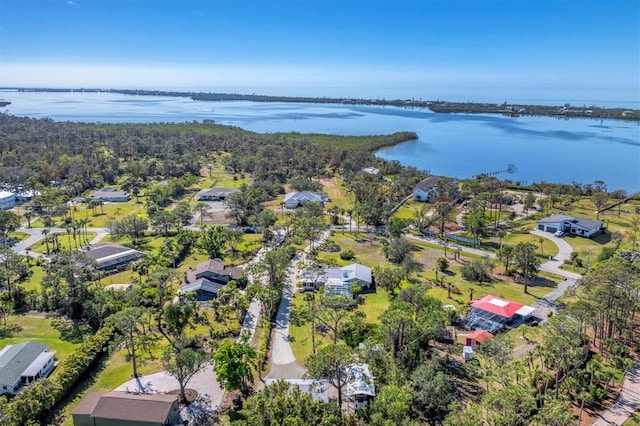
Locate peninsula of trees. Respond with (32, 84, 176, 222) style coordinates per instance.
(4, 87, 638, 121)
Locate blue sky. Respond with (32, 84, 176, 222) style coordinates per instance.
(1, 0, 638, 103)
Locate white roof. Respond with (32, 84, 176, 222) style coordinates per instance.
(488, 298, 509, 308)
(345, 363, 375, 397)
(0, 191, 14, 199)
(21, 351, 55, 377)
(341, 263, 372, 284)
(515, 306, 536, 317)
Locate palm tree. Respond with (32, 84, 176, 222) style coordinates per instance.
(24, 210, 34, 228)
(42, 228, 50, 255)
(193, 202, 210, 227)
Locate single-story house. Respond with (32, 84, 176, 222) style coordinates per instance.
(301, 263, 372, 292)
(195, 187, 238, 201)
(0, 341, 56, 395)
(466, 295, 535, 333)
(357, 167, 380, 177)
(0, 191, 16, 210)
(283, 191, 329, 209)
(463, 329, 494, 361)
(179, 278, 225, 301)
(89, 188, 130, 202)
(15, 190, 38, 203)
(83, 243, 145, 271)
(536, 214, 603, 238)
(72, 391, 180, 426)
(412, 176, 442, 202)
(345, 363, 375, 410)
(263, 378, 330, 403)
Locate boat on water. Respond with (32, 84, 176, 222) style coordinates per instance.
(0, 100, 11, 107)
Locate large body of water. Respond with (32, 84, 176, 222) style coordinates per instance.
(1, 90, 638, 192)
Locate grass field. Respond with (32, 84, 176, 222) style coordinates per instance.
(503, 232, 559, 258)
(30, 232, 97, 254)
(0, 315, 81, 371)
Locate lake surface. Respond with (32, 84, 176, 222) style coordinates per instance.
(1, 90, 638, 192)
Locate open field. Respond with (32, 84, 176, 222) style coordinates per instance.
(30, 232, 97, 253)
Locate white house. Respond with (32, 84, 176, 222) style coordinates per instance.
(89, 188, 130, 202)
(537, 214, 603, 238)
(0, 191, 16, 210)
(300, 263, 372, 292)
(412, 176, 442, 202)
(283, 191, 329, 209)
(0, 341, 56, 395)
(345, 363, 375, 410)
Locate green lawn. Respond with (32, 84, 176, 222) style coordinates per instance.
(8, 231, 30, 242)
(503, 232, 559, 258)
(393, 200, 421, 220)
(623, 411, 640, 425)
(21, 264, 45, 292)
(0, 315, 81, 371)
(30, 232, 97, 254)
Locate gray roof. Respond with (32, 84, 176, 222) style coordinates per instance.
(0, 341, 50, 387)
(284, 191, 328, 204)
(90, 188, 129, 199)
(179, 278, 224, 295)
(196, 187, 237, 198)
(414, 176, 442, 192)
(538, 214, 603, 230)
(186, 258, 243, 283)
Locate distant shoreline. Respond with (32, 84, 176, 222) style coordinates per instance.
(1, 87, 638, 121)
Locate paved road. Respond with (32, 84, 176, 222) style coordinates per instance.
(265, 231, 330, 381)
(116, 363, 224, 422)
(530, 229, 582, 280)
(592, 363, 640, 426)
(12, 226, 109, 255)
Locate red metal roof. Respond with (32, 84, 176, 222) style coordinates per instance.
(470, 295, 523, 318)
(467, 329, 494, 344)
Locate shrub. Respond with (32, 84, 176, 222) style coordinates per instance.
(340, 249, 356, 261)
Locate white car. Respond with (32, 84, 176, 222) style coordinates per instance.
(554, 230, 565, 237)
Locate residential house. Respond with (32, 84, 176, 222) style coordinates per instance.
(300, 263, 372, 292)
(536, 214, 603, 238)
(345, 363, 375, 410)
(356, 167, 380, 177)
(83, 243, 145, 271)
(89, 188, 130, 202)
(412, 176, 442, 202)
(0, 341, 56, 395)
(180, 258, 244, 301)
(283, 191, 329, 209)
(263, 378, 330, 403)
(0, 191, 16, 210)
(465, 295, 535, 333)
(72, 391, 180, 426)
(462, 329, 494, 361)
(195, 187, 238, 201)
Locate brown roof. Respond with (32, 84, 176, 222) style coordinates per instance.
(71, 392, 104, 416)
(87, 391, 177, 423)
(186, 258, 243, 283)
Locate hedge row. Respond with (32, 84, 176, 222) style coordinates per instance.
(1, 325, 115, 426)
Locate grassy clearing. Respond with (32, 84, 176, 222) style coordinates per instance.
(8, 231, 30, 242)
(503, 232, 559, 257)
(21, 265, 45, 292)
(393, 200, 420, 220)
(30, 232, 97, 254)
(0, 315, 81, 367)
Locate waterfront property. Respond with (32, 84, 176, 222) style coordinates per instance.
(0, 190, 16, 210)
(537, 214, 603, 238)
(412, 176, 442, 202)
(195, 187, 238, 201)
(89, 188, 131, 202)
(72, 391, 180, 426)
(283, 191, 329, 209)
(466, 295, 535, 333)
(0, 341, 56, 395)
(83, 243, 145, 271)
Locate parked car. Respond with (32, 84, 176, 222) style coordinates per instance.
(554, 230, 565, 237)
